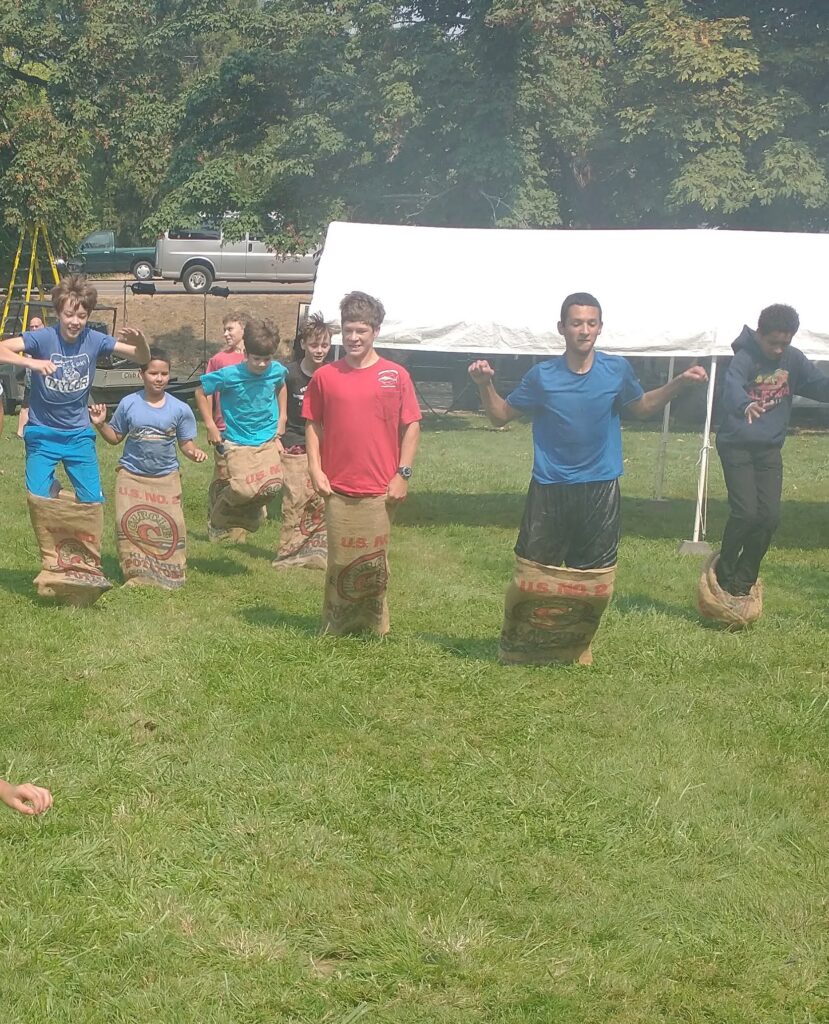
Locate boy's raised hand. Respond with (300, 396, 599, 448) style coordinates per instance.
(89, 403, 107, 425)
(31, 358, 57, 376)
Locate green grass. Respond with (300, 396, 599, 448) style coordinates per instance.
(0, 415, 827, 1024)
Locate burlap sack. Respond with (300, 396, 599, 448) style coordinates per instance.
(322, 493, 392, 636)
(208, 439, 282, 537)
(697, 553, 762, 629)
(499, 556, 616, 666)
(27, 491, 113, 605)
(272, 452, 327, 570)
(115, 468, 187, 588)
(207, 448, 245, 543)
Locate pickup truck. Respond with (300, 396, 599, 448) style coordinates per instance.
(67, 230, 157, 281)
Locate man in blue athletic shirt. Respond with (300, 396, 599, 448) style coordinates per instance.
(468, 292, 708, 664)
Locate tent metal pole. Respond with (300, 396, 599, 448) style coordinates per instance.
(651, 355, 675, 501)
(678, 355, 717, 555)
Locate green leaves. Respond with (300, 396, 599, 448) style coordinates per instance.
(0, 0, 826, 258)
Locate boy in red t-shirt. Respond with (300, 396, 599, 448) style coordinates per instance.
(303, 291, 421, 635)
(205, 311, 248, 541)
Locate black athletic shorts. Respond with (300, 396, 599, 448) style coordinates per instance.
(514, 478, 620, 570)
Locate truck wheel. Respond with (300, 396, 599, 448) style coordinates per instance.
(132, 259, 154, 281)
(182, 264, 214, 294)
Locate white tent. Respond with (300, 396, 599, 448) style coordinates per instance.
(311, 222, 829, 546)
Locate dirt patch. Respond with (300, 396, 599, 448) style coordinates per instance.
(113, 292, 309, 375)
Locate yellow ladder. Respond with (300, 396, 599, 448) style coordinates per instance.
(0, 222, 62, 336)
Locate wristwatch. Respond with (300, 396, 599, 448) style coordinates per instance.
(397, 465, 413, 480)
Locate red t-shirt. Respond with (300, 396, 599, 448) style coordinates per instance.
(303, 356, 421, 496)
(205, 348, 245, 430)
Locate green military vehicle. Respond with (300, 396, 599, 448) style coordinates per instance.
(67, 229, 156, 281)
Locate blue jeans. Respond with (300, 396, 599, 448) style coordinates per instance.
(24, 425, 104, 503)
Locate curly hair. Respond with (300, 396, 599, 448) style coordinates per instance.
(757, 304, 799, 336)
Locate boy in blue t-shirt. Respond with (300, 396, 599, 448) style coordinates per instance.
(0, 275, 151, 502)
(0, 276, 151, 602)
(90, 348, 207, 587)
(90, 348, 206, 474)
(195, 319, 287, 540)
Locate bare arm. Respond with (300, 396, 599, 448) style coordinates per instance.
(627, 365, 708, 420)
(305, 419, 331, 496)
(0, 336, 56, 374)
(195, 386, 222, 446)
(113, 326, 152, 366)
(276, 383, 287, 450)
(179, 439, 207, 463)
(89, 404, 124, 446)
(468, 360, 522, 427)
(387, 420, 421, 504)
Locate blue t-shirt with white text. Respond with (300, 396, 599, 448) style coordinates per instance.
(200, 361, 287, 446)
(23, 326, 117, 430)
(506, 352, 644, 484)
(110, 392, 197, 477)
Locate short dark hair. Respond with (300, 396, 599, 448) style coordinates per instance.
(560, 292, 602, 323)
(340, 291, 385, 330)
(244, 318, 279, 356)
(141, 347, 171, 370)
(757, 304, 799, 336)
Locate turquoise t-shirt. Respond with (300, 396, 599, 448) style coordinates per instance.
(200, 361, 287, 446)
(506, 352, 644, 485)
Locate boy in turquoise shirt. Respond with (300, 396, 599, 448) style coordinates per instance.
(196, 319, 287, 448)
(195, 319, 287, 539)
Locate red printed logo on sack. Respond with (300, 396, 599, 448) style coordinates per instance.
(299, 496, 325, 537)
(337, 550, 388, 602)
(121, 505, 178, 560)
(56, 538, 100, 571)
(512, 597, 599, 631)
(256, 466, 283, 498)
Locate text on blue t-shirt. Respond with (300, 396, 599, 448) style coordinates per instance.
(23, 326, 117, 431)
(506, 352, 644, 484)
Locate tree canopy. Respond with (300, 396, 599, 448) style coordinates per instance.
(0, 0, 826, 256)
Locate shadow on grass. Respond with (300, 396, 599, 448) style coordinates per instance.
(613, 592, 703, 625)
(422, 632, 498, 661)
(240, 605, 320, 634)
(188, 555, 249, 577)
(420, 413, 475, 431)
(0, 568, 39, 601)
(399, 491, 525, 528)
(399, 491, 828, 550)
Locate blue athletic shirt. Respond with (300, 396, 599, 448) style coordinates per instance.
(23, 325, 117, 430)
(199, 360, 287, 446)
(110, 392, 197, 477)
(506, 352, 644, 484)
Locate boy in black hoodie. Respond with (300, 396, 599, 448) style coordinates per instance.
(715, 304, 829, 597)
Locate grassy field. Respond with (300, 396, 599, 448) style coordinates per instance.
(0, 415, 827, 1024)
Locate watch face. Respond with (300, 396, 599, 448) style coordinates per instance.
(398, 466, 413, 479)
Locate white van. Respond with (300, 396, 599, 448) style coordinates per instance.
(155, 227, 317, 293)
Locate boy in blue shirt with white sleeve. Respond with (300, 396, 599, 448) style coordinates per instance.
(90, 348, 207, 588)
(0, 275, 151, 602)
(195, 318, 287, 539)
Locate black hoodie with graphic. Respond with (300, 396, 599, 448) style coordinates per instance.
(716, 326, 829, 448)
